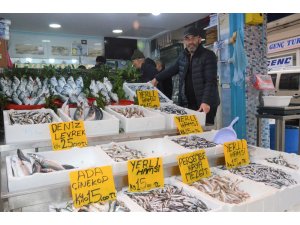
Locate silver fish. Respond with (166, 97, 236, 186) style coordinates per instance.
(74, 103, 84, 121)
(67, 76, 77, 90)
(75, 76, 84, 88)
(50, 76, 58, 87)
(265, 155, 299, 170)
(12, 76, 20, 92)
(85, 104, 103, 121)
(58, 76, 66, 88)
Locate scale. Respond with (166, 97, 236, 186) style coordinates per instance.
(257, 103, 300, 115)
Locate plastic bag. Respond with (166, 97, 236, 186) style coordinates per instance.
(252, 74, 275, 90)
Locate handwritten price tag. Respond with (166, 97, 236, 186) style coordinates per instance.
(49, 121, 88, 151)
(224, 139, 250, 169)
(174, 115, 203, 135)
(127, 157, 164, 192)
(177, 150, 211, 184)
(69, 166, 117, 208)
(137, 90, 160, 108)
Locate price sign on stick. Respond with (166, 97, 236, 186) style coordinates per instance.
(174, 115, 203, 135)
(224, 139, 250, 169)
(137, 90, 160, 108)
(177, 150, 211, 184)
(128, 157, 164, 192)
(69, 166, 117, 208)
(49, 121, 88, 151)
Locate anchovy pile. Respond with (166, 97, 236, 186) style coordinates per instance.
(111, 106, 145, 118)
(10, 149, 75, 177)
(265, 155, 299, 170)
(125, 185, 210, 212)
(127, 84, 170, 103)
(50, 200, 130, 212)
(156, 105, 187, 115)
(171, 136, 217, 149)
(191, 175, 250, 204)
(89, 77, 119, 104)
(9, 111, 53, 125)
(101, 143, 146, 162)
(220, 163, 297, 189)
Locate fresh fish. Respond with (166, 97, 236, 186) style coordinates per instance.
(55, 85, 63, 94)
(171, 136, 217, 149)
(157, 105, 187, 115)
(74, 103, 84, 121)
(85, 104, 103, 121)
(58, 76, 66, 88)
(75, 76, 84, 88)
(265, 155, 299, 170)
(67, 76, 77, 90)
(61, 83, 73, 96)
(103, 77, 113, 92)
(96, 81, 110, 103)
(12, 76, 20, 92)
(109, 92, 119, 103)
(89, 80, 99, 97)
(50, 76, 58, 87)
(12, 92, 22, 105)
(62, 164, 76, 169)
(111, 106, 145, 118)
(28, 153, 65, 171)
(36, 77, 42, 89)
(62, 98, 70, 116)
(9, 111, 53, 125)
(26, 76, 34, 95)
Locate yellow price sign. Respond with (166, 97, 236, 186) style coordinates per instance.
(224, 139, 250, 169)
(174, 115, 203, 135)
(137, 90, 160, 108)
(69, 166, 117, 208)
(128, 157, 164, 192)
(177, 150, 211, 184)
(49, 121, 88, 151)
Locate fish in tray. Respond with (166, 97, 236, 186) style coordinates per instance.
(127, 84, 169, 103)
(73, 103, 103, 121)
(9, 111, 53, 125)
(10, 149, 76, 177)
(101, 143, 146, 162)
(111, 106, 145, 118)
(49, 200, 130, 212)
(219, 163, 298, 189)
(156, 104, 187, 115)
(265, 155, 299, 170)
(124, 184, 211, 212)
(190, 174, 250, 204)
(171, 135, 217, 149)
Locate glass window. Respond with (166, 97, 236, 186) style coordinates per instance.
(279, 73, 300, 90)
(269, 73, 277, 86)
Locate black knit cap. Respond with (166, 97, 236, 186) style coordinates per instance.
(183, 27, 200, 38)
(131, 49, 145, 60)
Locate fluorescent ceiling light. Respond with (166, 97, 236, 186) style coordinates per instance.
(49, 58, 55, 63)
(112, 29, 123, 34)
(152, 13, 161, 16)
(25, 58, 32, 63)
(94, 43, 102, 46)
(42, 40, 51, 43)
(49, 23, 61, 28)
(71, 59, 77, 64)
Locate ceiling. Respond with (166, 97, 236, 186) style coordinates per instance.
(0, 13, 210, 39)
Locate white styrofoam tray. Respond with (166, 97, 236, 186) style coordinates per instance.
(263, 96, 292, 107)
(98, 138, 188, 174)
(165, 130, 223, 157)
(120, 177, 223, 212)
(123, 82, 172, 103)
(105, 105, 165, 133)
(149, 103, 206, 128)
(57, 108, 119, 137)
(3, 108, 62, 144)
(6, 146, 114, 192)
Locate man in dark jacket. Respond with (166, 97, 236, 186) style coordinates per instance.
(151, 27, 220, 125)
(155, 59, 173, 100)
(91, 55, 106, 69)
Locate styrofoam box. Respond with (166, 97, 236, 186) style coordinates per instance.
(176, 167, 278, 212)
(98, 138, 188, 174)
(6, 147, 114, 192)
(105, 105, 165, 133)
(263, 96, 292, 107)
(149, 103, 206, 129)
(123, 82, 172, 103)
(3, 108, 62, 144)
(165, 130, 223, 157)
(120, 177, 223, 212)
(57, 108, 119, 137)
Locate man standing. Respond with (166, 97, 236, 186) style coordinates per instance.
(91, 56, 106, 69)
(151, 27, 220, 125)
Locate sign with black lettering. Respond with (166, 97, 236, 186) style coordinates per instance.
(136, 90, 160, 108)
(224, 139, 250, 169)
(177, 150, 211, 184)
(49, 121, 88, 151)
(174, 115, 203, 135)
(127, 157, 164, 192)
(69, 166, 117, 208)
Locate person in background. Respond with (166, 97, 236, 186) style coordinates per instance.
(78, 65, 86, 69)
(91, 56, 106, 69)
(151, 27, 220, 125)
(155, 59, 173, 100)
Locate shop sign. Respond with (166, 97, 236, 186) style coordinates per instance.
(174, 115, 203, 135)
(127, 157, 164, 192)
(49, 121, 88, 151)
(267, 56, 293, 69)
(69, 166, 117, 208)
(177, 150, 211, 184)
(224, 139, 250, 169)
(268, 35, 300, 54)
(137, 90, 160, 108)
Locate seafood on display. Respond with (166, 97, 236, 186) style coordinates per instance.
(127, 84, 170, 103)
(10, 149, 76, 177)
(89, 77, 119, 104)
(190, 174, 250, 204)
(101, 143, 146, 162)
(49, 200, 130, 212)
(171, 135, 217, 149)
(124, 184, 211, 212)
(265, 155, 299, 170)
(111, 106, 145, 118)
(9, 111, 53, 125)
(156, 104, 187, 115)
(72, 102, 103, 121)
(220, 163, 298, 189)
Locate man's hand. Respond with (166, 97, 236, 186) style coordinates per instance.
(198, 103, 210, 114)
(151, 78, 158, 87)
